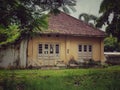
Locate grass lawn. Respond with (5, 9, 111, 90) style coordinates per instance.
(0, 66, 120, 90)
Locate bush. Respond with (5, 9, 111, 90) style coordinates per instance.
(87, 59, 101, 68)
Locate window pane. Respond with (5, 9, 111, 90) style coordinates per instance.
(44, 51, 48, 54)
(45, 44, 48, 49)
(39, 44, 42, 54)
(84, 45, 87, 52)
(56, 44, 59, 54)
(78, 45, 82, 52)
(89, 45, 92, 52)
(50, 44, 54, 54)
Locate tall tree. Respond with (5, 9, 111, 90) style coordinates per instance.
(96, 0, 120, 42)
(0, 0, 76, 45)
(79, 13, 98, 27)
(0, 0, 76, 30)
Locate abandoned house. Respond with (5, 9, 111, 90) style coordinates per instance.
(27, 12, 105, 67)
(0, 12, 105, 68)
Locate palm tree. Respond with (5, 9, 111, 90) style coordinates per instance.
(79, 13, 98, 27)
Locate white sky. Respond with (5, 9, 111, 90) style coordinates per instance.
(68, 0, 106, 30)
(70, 0, 103, 18)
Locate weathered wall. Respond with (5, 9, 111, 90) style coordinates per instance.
(0, 40, 27, 68)
(67, 36, 104, 62)
(27, 35, 66, 66)
(0, 35, 105, 68)
(19, 39, 28, 68)
(28, 35, 104, 67)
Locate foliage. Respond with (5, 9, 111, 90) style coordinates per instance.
(0, 24, 20, 45)
(96, 0, 120, 42)
(0, 0, 76, 30)
(79, 13, 98, 27)
(0, 66, 120, 90)
(0, 0, 76, 45)
(104, 35, 118, 52)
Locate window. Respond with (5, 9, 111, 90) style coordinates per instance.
(84, 45, 87, 52)
(47, 34, 51, 37)
(89, 45, 92, 52)
(38, 44, 42, 54)
(56, 35, 59, 37)
(78, 44, 92, 59)
(38, 43, 60, 58)
(44, 44, 48, 54)
(45, 44, 48, 49)
(56, 44, 59, 54)
(78, 45, 82, 52)
(50, 44, 54, 54)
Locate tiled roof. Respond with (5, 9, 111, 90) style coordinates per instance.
(42, 12, 105, 37)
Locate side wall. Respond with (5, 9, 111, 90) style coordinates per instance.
(0, 40, 27, 68)
(67, 36, 104, 62)
(28, 35, 104, 67)
(27, 35, 66, 66)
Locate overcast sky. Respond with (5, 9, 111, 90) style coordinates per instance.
(68, 0, 106, 30)
(70, 0, 103, 18)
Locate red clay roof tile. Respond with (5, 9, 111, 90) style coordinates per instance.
(43, 12, 105, 37)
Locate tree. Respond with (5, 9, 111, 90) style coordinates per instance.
(79, 13, 98, 27)
(0, 0, 76, 28)
(0, 0, 76, 45)
(0, 24, 20, 45)
(96, 0, 120, 42)
(104, 35, 117, 52)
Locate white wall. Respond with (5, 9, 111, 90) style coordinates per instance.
(0, 40, 27, 69)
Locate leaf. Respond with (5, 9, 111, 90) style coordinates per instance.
(0, 24, 21, 45)
(62, 6, 70, 14)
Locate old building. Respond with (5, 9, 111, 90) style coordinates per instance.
(27, 12, 105, 67)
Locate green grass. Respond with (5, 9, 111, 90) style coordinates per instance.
(0, 66, 120, 90)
